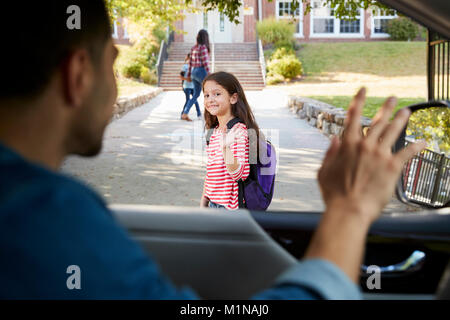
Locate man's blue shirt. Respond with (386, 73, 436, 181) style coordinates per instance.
(0, 143, 361, 299)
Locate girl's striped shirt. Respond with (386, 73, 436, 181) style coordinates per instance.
(204, 123, 250, 210)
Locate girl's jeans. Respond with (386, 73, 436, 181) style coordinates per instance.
(182, 67, 207, 115)
(209, 201, 226, 209)
(182, 88, 201, 117)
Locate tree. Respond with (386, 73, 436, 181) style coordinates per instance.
(106, 0, 389, 28)
(407, 108, 450, 154)
(106, 0, 188, 29)
(200, 0, 390, 24)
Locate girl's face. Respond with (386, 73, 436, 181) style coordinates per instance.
(203, 80, 237, 118)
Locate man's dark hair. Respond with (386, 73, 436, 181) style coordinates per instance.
(0, 0, 111, 100)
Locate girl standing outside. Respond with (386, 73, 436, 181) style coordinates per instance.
(200, 72, 261, 210)
(181, 29, 210, 122)
(180, 53, 201, 120)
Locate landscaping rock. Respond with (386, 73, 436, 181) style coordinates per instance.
(297, 109, 307, 119)
(111, 87, 163, 121)
(334, 114, 346, 126)
(322, 120, 331, 135)
(305, 103, 313, 119)
(317, 113, 324, 129)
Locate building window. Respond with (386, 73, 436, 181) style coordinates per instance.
(311, 0, 334, 34)
(314, 18, 334, 33)
(276, 0, 303, 37)
(340, 19, 360, 33)
(371, 8, 397, 37)
(310, 0, 364, 38)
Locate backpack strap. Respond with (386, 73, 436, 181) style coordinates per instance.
(229, 118, 246, 209)
(205, 128, 214, 146)
(226, 118, 244, 130)
(237, 179, 246, 209)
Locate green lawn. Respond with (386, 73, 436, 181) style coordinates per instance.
(288, 41, 428, 117)
(306, 96, 425, 118)
(297, 41, 426, 78)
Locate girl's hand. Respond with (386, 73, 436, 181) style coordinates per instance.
(219, 127, 244, 151)
(318, 88, 426, 225)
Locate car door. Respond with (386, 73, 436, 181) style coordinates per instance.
(111, 0, 450, 300)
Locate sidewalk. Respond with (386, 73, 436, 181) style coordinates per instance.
(61, 89, 330, 211)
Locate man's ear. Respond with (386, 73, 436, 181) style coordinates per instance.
(61, 49, 94, 108)
(230, 93, 238, 105)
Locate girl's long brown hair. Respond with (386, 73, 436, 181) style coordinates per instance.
(203, 72, 264, 160)
(196, 29, 210, 53)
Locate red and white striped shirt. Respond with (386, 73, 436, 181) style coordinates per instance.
(204, 123, 250, 210)
(187, 44, 210, 78)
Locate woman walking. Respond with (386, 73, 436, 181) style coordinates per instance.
(181, 29, 210, 121)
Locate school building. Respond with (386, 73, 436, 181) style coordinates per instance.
(173, 0, 397, 43)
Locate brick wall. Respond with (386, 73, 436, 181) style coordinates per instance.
(263, 0, 276, 19)
(303, 3, 311, 40)
(364, 9, 371, 40)
(244, 0, 257, 42)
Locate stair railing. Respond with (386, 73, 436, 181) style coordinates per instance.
(155, 31, 174, 87)
(256, 33, 266, 86)
(155, 40, 167, 87)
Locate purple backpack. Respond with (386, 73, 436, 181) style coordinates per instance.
(206, 118, 276, 211)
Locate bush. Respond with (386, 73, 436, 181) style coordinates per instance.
(123, 61, 143, 79)
(267, 47, 302, 81)
(140, 67, 157, 85)
(115, 20, 166, 83)
(274, 39, 294, 51)
(270, 47, 295, 60)
(266, 73, 285, 85)
(256, 17, 295, 46)
(267, 55, 302, 80)
(386, 17, 419, 41)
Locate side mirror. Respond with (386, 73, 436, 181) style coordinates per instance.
(393, 101, 450, 209)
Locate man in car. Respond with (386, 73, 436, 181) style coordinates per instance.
(0, 0, 425, 299)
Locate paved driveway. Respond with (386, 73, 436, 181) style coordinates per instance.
(62, 89, 330, 211)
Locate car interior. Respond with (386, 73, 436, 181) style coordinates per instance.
(110, 0, 450, 300)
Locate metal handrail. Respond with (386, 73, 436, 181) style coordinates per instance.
(155, 40, 168, 87)
(403, 146, 450, 207)
(257, 37, 266, 86)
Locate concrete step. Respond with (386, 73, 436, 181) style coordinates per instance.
(161, 42, 264, 91)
